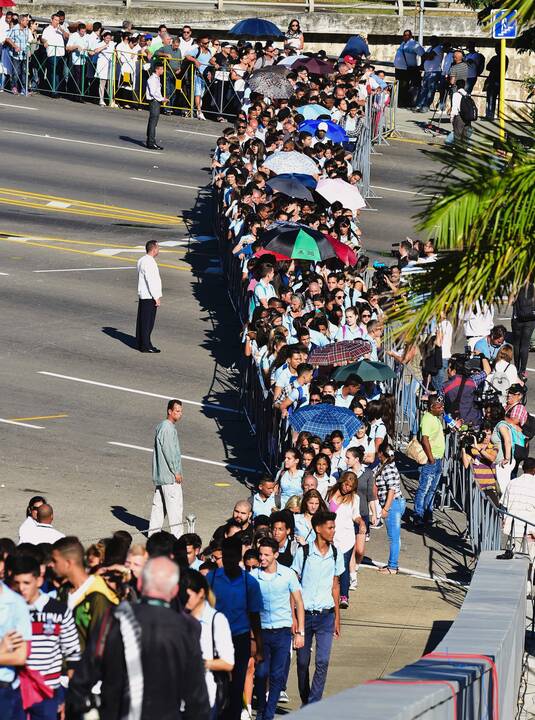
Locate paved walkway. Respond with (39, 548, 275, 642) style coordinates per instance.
(281, 467, 474, 713)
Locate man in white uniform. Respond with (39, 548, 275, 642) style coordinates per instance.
(136, 240, 162, 353)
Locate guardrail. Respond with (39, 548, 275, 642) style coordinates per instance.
(286, 551, 529, 720)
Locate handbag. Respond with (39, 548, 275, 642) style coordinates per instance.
(211, 612, 231, 716)
(405, 436, 428, 465)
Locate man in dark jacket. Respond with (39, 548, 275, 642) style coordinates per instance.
(68, 556, 210, 720)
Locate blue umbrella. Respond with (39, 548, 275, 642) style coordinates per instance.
(229, 18, 284, 38)
(289, 404, 362, 444)
(298, 104, 332, 121)
(298, 119, 349, 143)
(340, 35, 370, 59)
(276, 173, 317, 190)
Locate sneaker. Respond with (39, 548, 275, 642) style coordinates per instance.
(365, 533, 370, 542)
(240, 709, 251, 720)
(349, 573, 358, 591)
(371, 520, 383, 530)
(339, 595, 349, 609)
(99, 100, 106, 106)
(279, 691, 290, 704)
(197, 110, 206, 120)
(12, 87, 19, 95)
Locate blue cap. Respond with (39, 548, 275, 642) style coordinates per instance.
(144, 33, 153, 39)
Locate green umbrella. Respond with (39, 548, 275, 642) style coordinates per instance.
(332, 359, 396, 383)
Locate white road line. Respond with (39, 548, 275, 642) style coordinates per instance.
(94, 248, 145, 256)
(369, 185, 433, 197)
(0, 102, 39, 111)
(33, 267, 136, 273)
(130, 177, 202, 191)
(175, 128, 220, 139)
(0, 417, 44, 429)
(527, 368, 535, 373)
(108, 441, 259, 473)
(46, 200, 71, 208)
(4, 130, 161, 155)
(0, 272, 9, 276)
(37, 371, 240, 414)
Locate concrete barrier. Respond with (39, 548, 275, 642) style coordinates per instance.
(288, 552, 528, 720)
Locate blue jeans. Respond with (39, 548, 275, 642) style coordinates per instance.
(432, 359, 449, 394)
(415, 459, 443, 519)
(10, 57, 26, 93)
(402, 378, 419, 436)
(486, 80, 499, 119)
(465, 76, 477, 94)
(296, 611, 335, 705)
(339, 548, 354, 598)
(46, 56, 64, 95)
(384, 497, 406, 569)
(416, 71, 440, 109)
(0, 686, 24, 720)
(28, 689, 61, 719)
(254, 627, 292, 720)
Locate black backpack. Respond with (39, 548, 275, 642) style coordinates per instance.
(459, 94, 478, 124)
(514, 284, 535, 322)
(523, 413, 535, 442)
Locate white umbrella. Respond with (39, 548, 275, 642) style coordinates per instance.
(316, 178, 366, 211)
(277, 55, 307, 67)
(263, 151, 319, 177)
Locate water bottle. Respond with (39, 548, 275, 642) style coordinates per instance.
(444, 413, 457, 430)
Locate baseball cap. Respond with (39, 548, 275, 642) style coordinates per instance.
(508, 384, 525, 395)
(144, 33, 153, 39)
(318, 121, 328, 131)
(343, 54, 357, 65)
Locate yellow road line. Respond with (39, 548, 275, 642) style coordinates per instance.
(0, 231, 186, 254)
(9, 414, 68, 421)
(0, 197, 182, 225)
(391, 136, 439, 145)
(0, 236, 191, 272)
(0, 187, 181, 222)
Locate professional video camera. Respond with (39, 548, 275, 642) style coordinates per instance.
(458, 426, 486, 453)
(451, 349, 483, 377)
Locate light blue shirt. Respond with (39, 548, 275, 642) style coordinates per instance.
(207, 568, 263, 636)
(294, 514, 316, 543)
(250, 563, 301, 629)
(474, 337, 500, 361)
(252, 492, 276, 518)
(291, 542, 344, 612)
(278, 469, 304, 506)
(0, 581, 32, 685)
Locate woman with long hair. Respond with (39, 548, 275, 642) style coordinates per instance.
(373, 441, 406, 575)
(326, 472, 366, 608)
(294, 489, 328, 545)
(276, 448, 304, 506)
(182, 569, 235, 718)
(284, 19, 304, 52)
(309, 452, 336, 498)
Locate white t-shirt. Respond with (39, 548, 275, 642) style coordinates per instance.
(67, 32, 90, 65)
(331, 495, 361, 552)
(19, 522, 65, 545)
(42, 24, 66, 57)
(438, 319, 453, 360)
(199, 604, 234, 707)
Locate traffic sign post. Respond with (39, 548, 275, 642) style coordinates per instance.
(491, 9, 517, 142)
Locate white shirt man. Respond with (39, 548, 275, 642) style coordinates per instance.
(66, 27, 90, 65)
(423, 44, 443, 73)
(136, 241, 162, 352)
(463, 302, 495, 349)
(19, 504, 65, 545)
(41, 17, 66, 57)
(503, 460, 535, 560)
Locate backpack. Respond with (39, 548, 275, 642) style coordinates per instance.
(523, 413, 535, 442)
(490, 365, 511, 396)
(300, 542, 338, 580)
(514, 284, 535, 322)
(459, 94, 478, 124)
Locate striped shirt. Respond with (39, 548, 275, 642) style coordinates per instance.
(27, 592, 81, 688)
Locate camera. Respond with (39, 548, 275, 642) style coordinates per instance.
(458, 428, 485, 453)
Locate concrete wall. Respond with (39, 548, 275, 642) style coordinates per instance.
(287, 552, 529, 720)
(20, 3, 534, 104)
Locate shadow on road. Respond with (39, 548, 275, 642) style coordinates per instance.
(102, 326, 138, 349)
(180, 187, 259, 490)
(111, 505, 149, 534)
(119, 135, 150, 149)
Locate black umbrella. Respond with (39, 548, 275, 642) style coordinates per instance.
(266, 176, 314, 201)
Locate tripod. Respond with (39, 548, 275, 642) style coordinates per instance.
(424, 83, 451, 136)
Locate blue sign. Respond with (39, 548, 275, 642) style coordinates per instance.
(492, 9, 518, 39)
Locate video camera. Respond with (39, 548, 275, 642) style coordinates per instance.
(458, 427, 486, 453)
(451, 349, 482, 377)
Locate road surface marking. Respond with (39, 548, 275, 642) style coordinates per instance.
(370, 185, 433, 197)
(0, 417, 44, 429)
(175, 128, 219, 139)
(4, 129, 162, 154)
(94, 248, 145, 256)
(0, 272, 9, 276)
(9, 414, 68, 421)
(33, 266, 136, 273)
(38, 371, 240, 414)
(46, 200, 71, 208)
(0, 237, 190, 272)
(130, 177, 202, 191)
(527, 368, 535, 373)
(0, 102, 39, 111)
(108, 441, 258, 473)
(214, 482, 231, 487)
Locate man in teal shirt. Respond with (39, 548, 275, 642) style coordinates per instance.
(149, 399, 184, 538)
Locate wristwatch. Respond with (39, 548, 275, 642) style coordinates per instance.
(297, 630, 305, 636)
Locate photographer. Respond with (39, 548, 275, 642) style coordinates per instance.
(461, 422, 500, 506)
(443, 355, 482, 427)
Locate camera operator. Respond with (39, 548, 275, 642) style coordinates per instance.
(472, 324, 507, 362)
(443, 354, 482, 427)
(461, 421, 500, 506)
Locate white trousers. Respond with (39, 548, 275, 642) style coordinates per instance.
(496, 459, 516, 497)
(149, 483, 183, 538)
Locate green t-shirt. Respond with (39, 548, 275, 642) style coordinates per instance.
(420, 411, 445, 459)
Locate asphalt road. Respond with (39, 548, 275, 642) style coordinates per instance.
(0, 94, 439, 544)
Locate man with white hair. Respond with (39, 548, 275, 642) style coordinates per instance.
(68, 557, 210, 720)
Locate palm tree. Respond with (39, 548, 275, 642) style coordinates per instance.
(388, 117, 535, 340)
